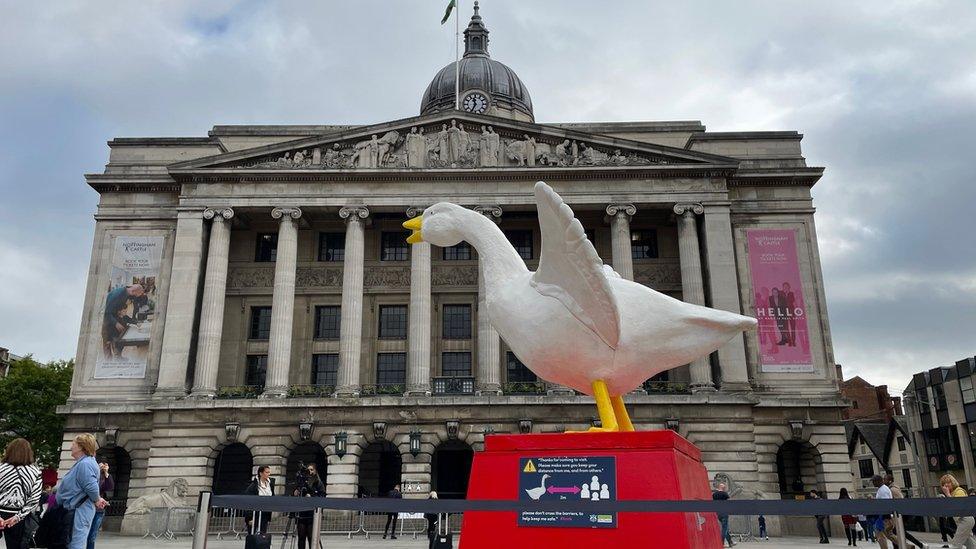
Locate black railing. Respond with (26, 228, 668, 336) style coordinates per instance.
(432, 376, 476, 395)
(360, 384, 405, 396)
(642, 380, 690, 394)
(216, 385, 263, 399)
(287, 384, 335, 398)
(502, 381, 547, 395)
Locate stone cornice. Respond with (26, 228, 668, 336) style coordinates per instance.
(728, 167, 825, 187)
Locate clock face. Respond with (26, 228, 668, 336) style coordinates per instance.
(462, 92, 489, 113)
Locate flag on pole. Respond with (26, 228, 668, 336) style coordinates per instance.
(441, 0, 457, 24)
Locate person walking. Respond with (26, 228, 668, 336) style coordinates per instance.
(0, 438, 43, 549)
(871, 475, 893, 549)
(758, 514, 768, 541)
(941, 474, 976, 549)
(809, 490, 830, 544)
(858, 512, 875, 543)
(712, 483, 735, 547)
(839, 488, 857, 546)
(884, 473, 924, 548)
(424, 491, 439, 549)
(244, 465, 275, 535)
(55, 434, 108, 549)
(85, 461, 113, 549)
(294, 464, 325, 549)
(382, 484, 402, 540)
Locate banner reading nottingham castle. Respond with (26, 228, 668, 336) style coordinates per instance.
(93, 236, 163, 379)
(747, 229, 813, 373)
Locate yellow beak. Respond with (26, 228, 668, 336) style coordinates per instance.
(403, 215, 423, 244)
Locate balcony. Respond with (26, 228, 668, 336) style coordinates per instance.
(642, 380, 690, 394)
(215, 385, 263, 399)
(432, 376, 476, 395)
(360, 383, 404, 397)
(287, 384, 335, 398)
(503, 381, 547, 395)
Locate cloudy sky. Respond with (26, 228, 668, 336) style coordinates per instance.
(1, 1, 974, 394)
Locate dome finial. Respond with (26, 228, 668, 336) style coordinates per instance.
(464, 0, 489, 56)
(473, 1, 480, 17)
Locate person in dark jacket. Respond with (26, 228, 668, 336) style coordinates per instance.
(424, 491, 439, 548)
(294, 464, 325, 549)
(86, 461, 114, 549)
(712, 483, 734, 547)
(244, 466, 275, 534)
(382, 484, 402, 540)
(809, 490, 829, 544)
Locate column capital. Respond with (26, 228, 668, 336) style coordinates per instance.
(405, 206, 428, 218)
(473, 205, 502, 223)
(673, 203, 704, 216)
(271, 206, 302, 220)
(203, 207, 235, 221)
(605, 203, 637, 218)
(339, 205, 370, 222)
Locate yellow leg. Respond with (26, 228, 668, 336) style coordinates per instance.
(611, 396, 635, 432)
(567, 380, 620, 433)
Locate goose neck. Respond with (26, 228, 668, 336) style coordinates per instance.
(462, 211, 528, 285)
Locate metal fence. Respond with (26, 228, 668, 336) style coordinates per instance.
(142, 506, 197, 540)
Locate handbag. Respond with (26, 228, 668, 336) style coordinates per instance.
(34, 505, 74, 549)
(244, 511, 272, 549)
(854, 522, 863, 533)
(431, 513, 453, 549)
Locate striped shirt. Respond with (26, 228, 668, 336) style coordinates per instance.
(0, 462, 43, 520)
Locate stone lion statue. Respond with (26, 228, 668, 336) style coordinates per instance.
(126, 478, 190, 515)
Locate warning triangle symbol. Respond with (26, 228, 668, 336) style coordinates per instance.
(523, 460, 537, 473)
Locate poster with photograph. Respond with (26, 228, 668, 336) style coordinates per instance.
(747, 229, 814, 373)
(93, 236, 164, 379)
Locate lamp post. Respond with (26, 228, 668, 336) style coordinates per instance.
(334, 431, 348, 459)
(409, 431, 422, 457)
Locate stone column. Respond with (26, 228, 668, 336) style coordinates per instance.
(674, 203, 715, 392)
(262, 206, 302, 398)
(336, 206, 369, 397)
(189, 207, 234, 398)
(474, 206, 502, 395)
(155, 210, 206, 398)
(405, 206, 432, 396)
(606, 204, 636, 280)
(702, 203, 750, 391)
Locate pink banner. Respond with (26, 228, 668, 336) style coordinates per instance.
(747, 229, 813, 373)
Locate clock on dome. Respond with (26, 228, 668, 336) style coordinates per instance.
(462, 92, 489, 114)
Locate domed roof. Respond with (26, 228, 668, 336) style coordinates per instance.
(420, 2, 533, 121)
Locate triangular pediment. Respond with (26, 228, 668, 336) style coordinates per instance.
(168, 112, 738, 174)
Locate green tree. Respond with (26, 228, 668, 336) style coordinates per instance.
(0, 356, 73, 467)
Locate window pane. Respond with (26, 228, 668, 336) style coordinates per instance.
(901, 469, 912, 488)
(858, 459, 874, 479)
(505, 230, 533, 260)
(443, 242, 472, 261)
(311, 354, 338, 386)
(314, 306, 341, 339)
(318, 232, 345, 262)
(506, 352, 537, 383)
(255, 233, 278, 262)
(896, 436, 906, 452)
(378, 305, 408, 339)
(376, 353, 406, 386)
(249, 307, 272, 340)
(961, 376, 975, 404)
(441, 352, 472, 377)
(381, 232, 410, 261)
(442, 304, 472, 339)
(631, 229, 659, 260)
(246, 355, 267, 387)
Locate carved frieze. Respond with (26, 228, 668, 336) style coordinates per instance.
(633, 262, 682, 287)
(296, 267, 343, 287)
(227, 267, 275, 289)
(225, 119, 674, 171)
(431, 265, 479, 287)
(364, 266, 411, 288)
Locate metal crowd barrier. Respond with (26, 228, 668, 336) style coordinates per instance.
(143, 506, 197, 540)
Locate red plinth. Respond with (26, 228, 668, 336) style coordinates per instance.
(459, 430, 722, 549)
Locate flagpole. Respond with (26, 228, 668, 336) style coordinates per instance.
(455, 0, 461, 110)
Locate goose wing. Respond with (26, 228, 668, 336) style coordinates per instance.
(530, 181, 620, 349)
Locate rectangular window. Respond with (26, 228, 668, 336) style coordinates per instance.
(901, 468, 912, 489)
(249, 306, 272, 340)
(441, 352, 472, 377)
(442, 304, 472, 339)
(246, 355, 267, 387)
(505, 230, 533, 260)
(896, 436, 906, 452)
(314, 306, 341, 340)
(858, 459, 874, 479)
(311, 354, 338, 386)
(255, 233, 278, 262)
(381, 232, 409, 261)
(961, 376, 975, 404)
(443, 242, 472, 261)
(318, 232, 345, 262)
(933, 383, 948, 410)
(631, 229, 659, 260)
(376, 353, 406, 386)
(506, 352, 537, 383)
(378, 305, 408, 339)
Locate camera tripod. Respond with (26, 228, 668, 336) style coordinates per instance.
(278, 513, 324, 549)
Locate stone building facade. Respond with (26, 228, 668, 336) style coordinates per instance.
(59, 5, 848, 536)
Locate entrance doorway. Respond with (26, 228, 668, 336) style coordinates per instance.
(432, 440, 473, 499)
(359, 440, 402, 498)
(213, 443, 254, 495)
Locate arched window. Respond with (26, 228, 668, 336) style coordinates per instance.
(359, 440, 402, 498)
(213, 443, 254, 495)
(285, 442, 328, 496)
(432, 439, 474, 499)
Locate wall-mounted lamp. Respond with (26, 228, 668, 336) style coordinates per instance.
(225, 422, 240, 442)
(299, 421, 313, 442)
(446, 419, 461, 439)
(518, 419, 533, 434)
(409, 431, 422, 457)
(334, 431, 348, 459)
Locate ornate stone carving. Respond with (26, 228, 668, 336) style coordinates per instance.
(405, 206, 427, 218)
(605, 204, 637, 218)
(432, 265, 479, 286)
(296, 266, 343, 287)
(125, 478, 190, 516)
(633, 263, 682, 286)
(339, 206, 370, 221)
(364, 266, 411, 288)
(473, 205, 502, 223)
(271, 206, 302, 220)
(673, 203, 705, 216)
(227, 267, 274, 288)
(203, 207, 234, 221)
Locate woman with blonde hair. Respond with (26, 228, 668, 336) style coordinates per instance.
(0, 438, 43, 549)
(941, 473, 976, 549)
(55, 434, 108, 549)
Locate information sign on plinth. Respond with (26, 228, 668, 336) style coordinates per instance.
(460, 430, 722, 549)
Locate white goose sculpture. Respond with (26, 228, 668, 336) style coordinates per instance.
(403, 182, 757, 432)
